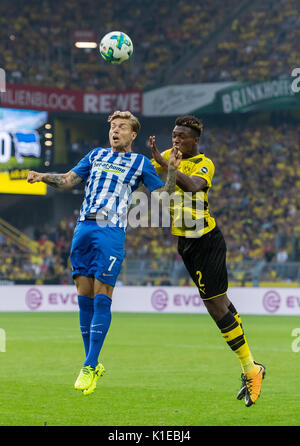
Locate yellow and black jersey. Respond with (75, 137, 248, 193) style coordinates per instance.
(151, 149, 216, 237)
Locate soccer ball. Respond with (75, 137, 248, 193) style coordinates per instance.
(99, 31, 133, 64)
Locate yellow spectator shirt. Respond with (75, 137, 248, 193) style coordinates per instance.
(152, 149, 216, 237)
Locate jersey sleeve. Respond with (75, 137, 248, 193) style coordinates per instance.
(191, 158, 215, 188)
(142, 156, 164, 192)
(71, 150, 94, 180)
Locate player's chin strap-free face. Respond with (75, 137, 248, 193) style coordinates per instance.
(172, 126, 199, 157)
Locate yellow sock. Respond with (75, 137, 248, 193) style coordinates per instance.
(228, 303, 259, 376)
(217, 310, 258, 376)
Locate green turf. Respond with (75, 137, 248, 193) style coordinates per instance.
(0, 312, 299, 426)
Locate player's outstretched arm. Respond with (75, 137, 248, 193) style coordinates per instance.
(27, 170, 83, 190)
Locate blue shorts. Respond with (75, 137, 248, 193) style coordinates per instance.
(70, 221, 125, 287)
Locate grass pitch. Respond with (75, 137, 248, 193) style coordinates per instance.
(0, 312, 299, 426)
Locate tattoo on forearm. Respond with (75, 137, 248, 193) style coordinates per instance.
(42, 172, 81, 190)
(164, 168, 177, 195)
(69, 171, 82, 186)
(42, 174, 67, 189)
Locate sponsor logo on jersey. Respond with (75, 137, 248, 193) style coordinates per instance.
(93, 161, 127, 174)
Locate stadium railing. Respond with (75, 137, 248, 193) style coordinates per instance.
(1, 257, 299, 287)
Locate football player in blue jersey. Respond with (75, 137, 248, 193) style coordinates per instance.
(27, 110, 182, 395)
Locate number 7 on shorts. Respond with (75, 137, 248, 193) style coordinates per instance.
(108, 256, 117, 271)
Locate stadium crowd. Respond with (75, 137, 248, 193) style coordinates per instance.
(183, 0, 300, 83)
(0, 215, 75, 285)
(0, 0, 265, 91)
(1, 0, 299, 91)
(1, 122, 299, 285)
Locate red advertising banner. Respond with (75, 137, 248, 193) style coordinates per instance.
(0, 84, 143, 114)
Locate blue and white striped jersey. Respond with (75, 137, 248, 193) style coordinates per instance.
(72, 147, 164, 228)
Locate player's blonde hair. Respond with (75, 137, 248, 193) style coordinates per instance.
(108, 110, 141, 134)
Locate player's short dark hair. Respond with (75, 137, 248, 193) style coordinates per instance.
(175, 115, 203, 137)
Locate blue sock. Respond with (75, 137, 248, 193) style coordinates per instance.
(84, 294, 112, 368)
(78, 295, 94, 358)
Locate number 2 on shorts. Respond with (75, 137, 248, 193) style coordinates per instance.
(108, 256, 117, 271)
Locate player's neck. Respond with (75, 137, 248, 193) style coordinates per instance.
(181, 148, 198, 159)
(112, 146, 132, 153)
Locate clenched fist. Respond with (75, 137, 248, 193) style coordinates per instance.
(27, 170, 44, 183)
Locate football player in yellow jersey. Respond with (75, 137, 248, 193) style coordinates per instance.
(150, 115, 265, 407)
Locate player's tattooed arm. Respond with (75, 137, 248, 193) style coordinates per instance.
(27, 170, 83, 190)
(155, 147, 182, 195)
(42, 171, 83, 190)
(162, 166, 177, 195)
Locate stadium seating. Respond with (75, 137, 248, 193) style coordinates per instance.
(0, 0, 244, 90)
(182, 0, 300, 83)
(1, 0, 299, 89)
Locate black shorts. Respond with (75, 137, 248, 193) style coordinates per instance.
(177, 225, 228, 300)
